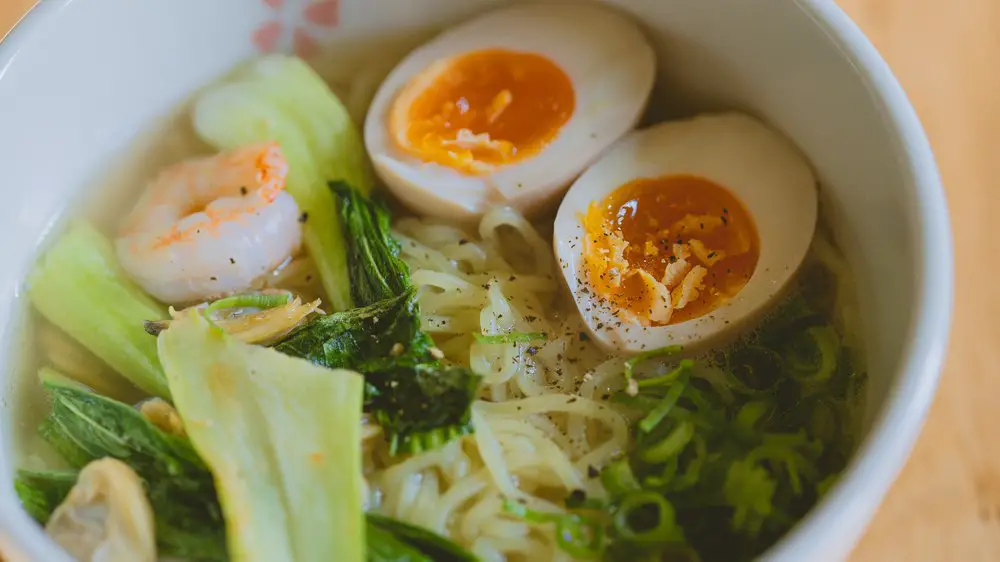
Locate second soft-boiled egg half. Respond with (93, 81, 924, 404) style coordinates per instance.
(555, 112, 818, 353)
(364, 3, 655, 221)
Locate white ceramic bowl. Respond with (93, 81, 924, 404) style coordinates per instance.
(0, 0, 952, 560)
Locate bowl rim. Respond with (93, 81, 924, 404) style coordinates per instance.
(0, 1, 953, 561)
(766, 1, 952, 559)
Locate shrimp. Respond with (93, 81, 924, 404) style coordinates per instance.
(116, 142, 303, 305)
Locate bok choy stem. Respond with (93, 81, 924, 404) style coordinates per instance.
(28, 223, 169, 397)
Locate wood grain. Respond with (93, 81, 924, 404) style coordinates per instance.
(835, 1, 999, 560)
(0, 1, 991, 560)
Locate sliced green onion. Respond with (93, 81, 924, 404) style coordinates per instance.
(640, 421, 695, 464)
(733, 401, 773, 435)
(502, 499, 605, 558)
(503, 498, 560, 524)
(612, 491, 681, 544)
(624, 345, 682, 381)
(555, 515, 605, 558)
(638, 375, 688, 433)
(600, 458, 641, 497)
(747, 431, 822, 495)
(786, 325, 839, 384)
(642, 456, 678, 489)
(203, 292, 293, 315)
(668, 434, 707, 492)
(637, 359, 694, 390)
(473, 331, 547, 345)
(611, 392, 661, 411)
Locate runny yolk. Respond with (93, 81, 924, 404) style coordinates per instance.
(390, 48, 575, 174)
(581, 175, 761, 326)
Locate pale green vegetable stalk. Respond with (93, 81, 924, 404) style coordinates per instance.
(193, 55, 372, 311)
(237, 55, 373, 193)
(28, 223, 169, 397)
(158, 310, 366, 562)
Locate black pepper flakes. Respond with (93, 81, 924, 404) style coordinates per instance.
(239, 186, 248, 196)
(298, 212, 309, 223)
(578, 331, 590, 342)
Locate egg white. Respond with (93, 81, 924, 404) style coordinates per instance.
(364, 3, 656, 222)
(554, 112, 819, 354)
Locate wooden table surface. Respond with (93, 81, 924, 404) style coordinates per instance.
(0, 0, 994, 560)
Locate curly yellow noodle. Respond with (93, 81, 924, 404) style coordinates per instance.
(366, 207, 630, 561)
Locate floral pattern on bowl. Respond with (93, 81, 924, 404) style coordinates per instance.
(252, 0, 340, 59)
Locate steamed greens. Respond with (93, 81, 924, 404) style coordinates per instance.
(275, 182, 483, 455)
(158, 310, 366, 562)
(193, 55, 371, 312)
(28, 223, 169, 397)
(275, 289, 482, 455)
(510, 276, 866, 561)
(333, 181, 411, 307)
(27, 368, 226, 560)
(18, 365, 476, 562)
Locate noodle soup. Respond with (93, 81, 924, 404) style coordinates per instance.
(12, 4, 869, 562)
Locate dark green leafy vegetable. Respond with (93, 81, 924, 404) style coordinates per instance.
(19, 379, 476, 562)
(280, 184, 484, 456)
(366, 362, 481, 455)
(367, 514, 478, 562)
(38, 368, 206, 478)
(275, 290, 482, 455)
(333, 181, 411, 307)
(14, 470, 76, 524)
(31, 369, 226, 560)
(17, 469, 229, 562)
(17, 469, 480, 562)
(275, 290, 430, 369)
(366, 522, 434, 562)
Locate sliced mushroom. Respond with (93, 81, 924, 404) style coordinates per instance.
(138, 398, 185, 437)
(45, 458, 156, 562)
(145, 290, 322, 346)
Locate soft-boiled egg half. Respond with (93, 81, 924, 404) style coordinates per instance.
(364, 3, 655, 221)
(554, 112, 818, 353)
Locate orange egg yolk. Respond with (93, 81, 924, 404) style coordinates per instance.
(581, 175, 761, 326)
(390, 49, 575, 174)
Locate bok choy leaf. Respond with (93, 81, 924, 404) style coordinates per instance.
(20, 363, 478, 562)
(193, 55, 370, 312)
(275, 290, 482, 455)
(332, 181, 410, 307)
(28, 223, 169, 397)
(158, 310, 366, 562)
